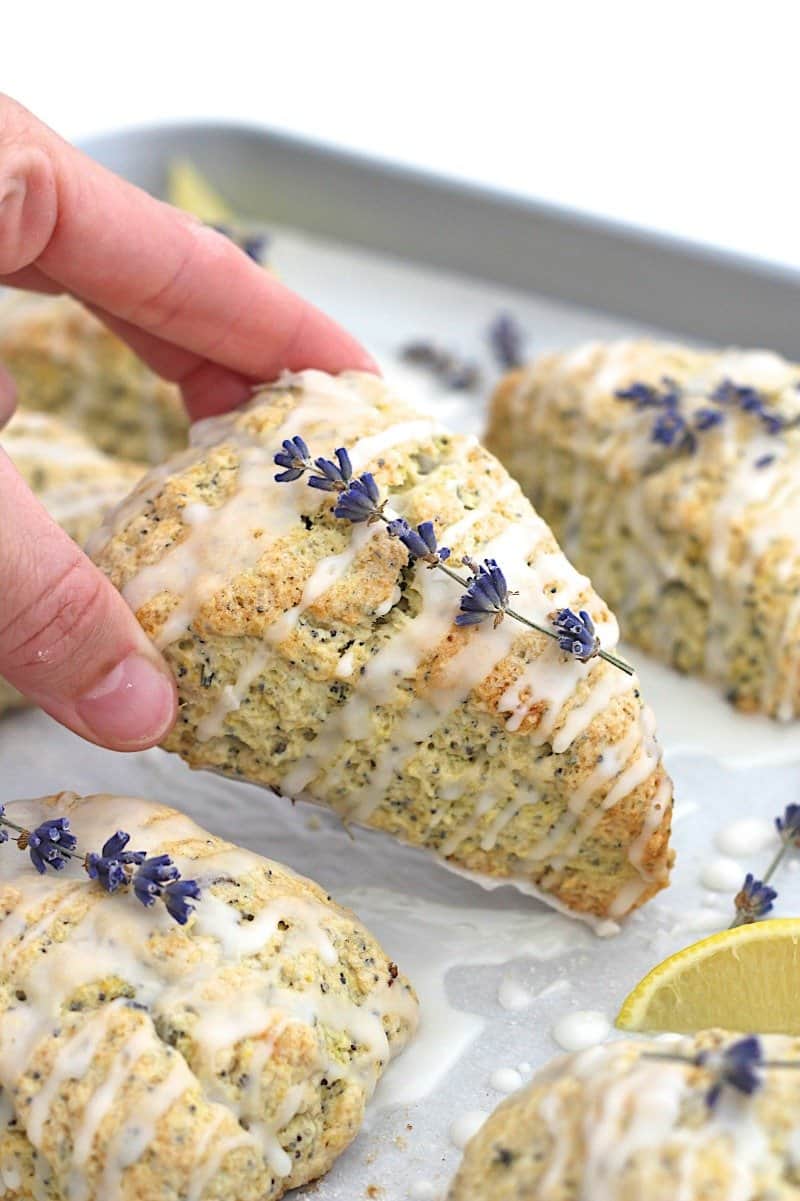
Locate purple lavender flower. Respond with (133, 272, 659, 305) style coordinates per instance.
(163, 879, 201, 925)
(694, 407, 725, 431)
(699, 1036, 764, 1108)
(333, 473, 385, 524)
(456, 559, 510, 628)
(652, 408, 691, 448)
(28, 818, 77, 874)
(776, 804, 800, 847)
(734, 872, 777, 923)
(551, 609, 601, 662)
(713, 379, 758, 408)
(489, 313, 526, 370)
(761, 411, 785, 435)
(0, 805, 7, 845)
(615, 382, 664, 408)
(387, 518, 450, 565)
(242, 233, 269, 263)
(308, 447, 353, 492)
(274, 436, 312, 483)
(85, 830, 146, 894)
(755, 453, 776, 469)
(133, 854, 180, 908)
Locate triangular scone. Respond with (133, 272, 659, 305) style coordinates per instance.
(0, 410, 142, 717)
(487, 340, 800, 720)
(0, 293, 189, 465)
(90, 370, 674, 922)
(447, 1032, 800, 1200)
(0, 791, 417, 1201)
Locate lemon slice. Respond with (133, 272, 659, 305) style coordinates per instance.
(617, 919, 800, 1034)
(167, 159, 234, 223)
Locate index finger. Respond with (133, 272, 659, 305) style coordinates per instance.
(0, 95, 376, 382)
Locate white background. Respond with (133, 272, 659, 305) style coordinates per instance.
(4, 1, 800, 268)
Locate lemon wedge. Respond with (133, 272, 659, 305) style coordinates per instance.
(617, 919, 800, 1034)
(166, 159, 234, 223)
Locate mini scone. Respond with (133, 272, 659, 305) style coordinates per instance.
(90, 370, 674, 922)
(0, 410, 143, 717)
(0, 791, 417, 1201)
(448, 1032, 800, 1200)
(487, 340, 800, 719)
(0, 294, 189, 465)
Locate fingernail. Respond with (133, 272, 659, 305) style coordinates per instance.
(76, 653, 176, 749)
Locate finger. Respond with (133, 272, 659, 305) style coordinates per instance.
(0, 264, 63, 293)
(0, 451, 177, 750)
(89, 308, 256, 419)
(0, 363, 16, 426)
(0, 96, 378, 381)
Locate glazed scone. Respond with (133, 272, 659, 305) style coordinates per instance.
(0, 294, 189, 465)
(448, 1032, 800, 1200)
(0, 410, 143, 717)
(0, 791, 417, 1201)
(487, 340, 800, 719)
(89, 370, 673, 922)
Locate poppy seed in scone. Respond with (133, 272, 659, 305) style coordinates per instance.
(447, 1032, 800, 1201)
(90, 369, 674, 923)
(0, 791, 417, 1201)
(487, 339, 800, 719)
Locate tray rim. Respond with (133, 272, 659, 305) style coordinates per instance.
(81, 118, 800, 354)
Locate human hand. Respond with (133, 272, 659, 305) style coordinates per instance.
(0, 94, 375, 751)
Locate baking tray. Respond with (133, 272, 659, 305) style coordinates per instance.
(5, 123, 800, 1201)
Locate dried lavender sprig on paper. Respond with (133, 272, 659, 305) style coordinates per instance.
(728, 804, 800, 929)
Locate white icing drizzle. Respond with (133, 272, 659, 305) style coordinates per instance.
(532, 1041, 785, 1201)
(519, 343, 800, 720)
(117, 373, 437, 651)
(0, 792, 417, 1199)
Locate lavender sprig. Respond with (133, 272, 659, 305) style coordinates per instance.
(732, 873, 778, 926)
(488, 313, 526, 370)
(644, 1036, 771, 1109)
(0, 806, 199, 926)
(274, 438, 634, 676)
(399, 340, 482, 391)
(617, 375, 793, 454)
(727, 803, 800, 929)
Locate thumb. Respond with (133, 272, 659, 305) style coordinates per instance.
(0, 451, 177, 749)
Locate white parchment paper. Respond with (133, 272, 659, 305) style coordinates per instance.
(3, 222, 800, 1199)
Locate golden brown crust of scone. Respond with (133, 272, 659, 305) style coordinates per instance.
(0, 294, 188, 465)
(487, 340, 800, 720)
(0, 791, 417, 1201)
(91, 370, 674, 921)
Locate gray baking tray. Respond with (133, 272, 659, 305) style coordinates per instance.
(84, 120, 800, 355)
(4, 123, 799, 1200)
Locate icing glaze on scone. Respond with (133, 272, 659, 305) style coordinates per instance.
(90, 370, 673, 921)
(448, 1032, 800, 1201)
(487, 340, 800, 720)
(0, 792, 417, 1201)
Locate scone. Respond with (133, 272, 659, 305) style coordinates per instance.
(486, 340, 800, 719)
(0, 410, 143, 717)
(448, 1032, 800, 1200)
(90, 369, 674, 923)
(0, 790, 417, 1201)
(0, 294, 189, 465)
